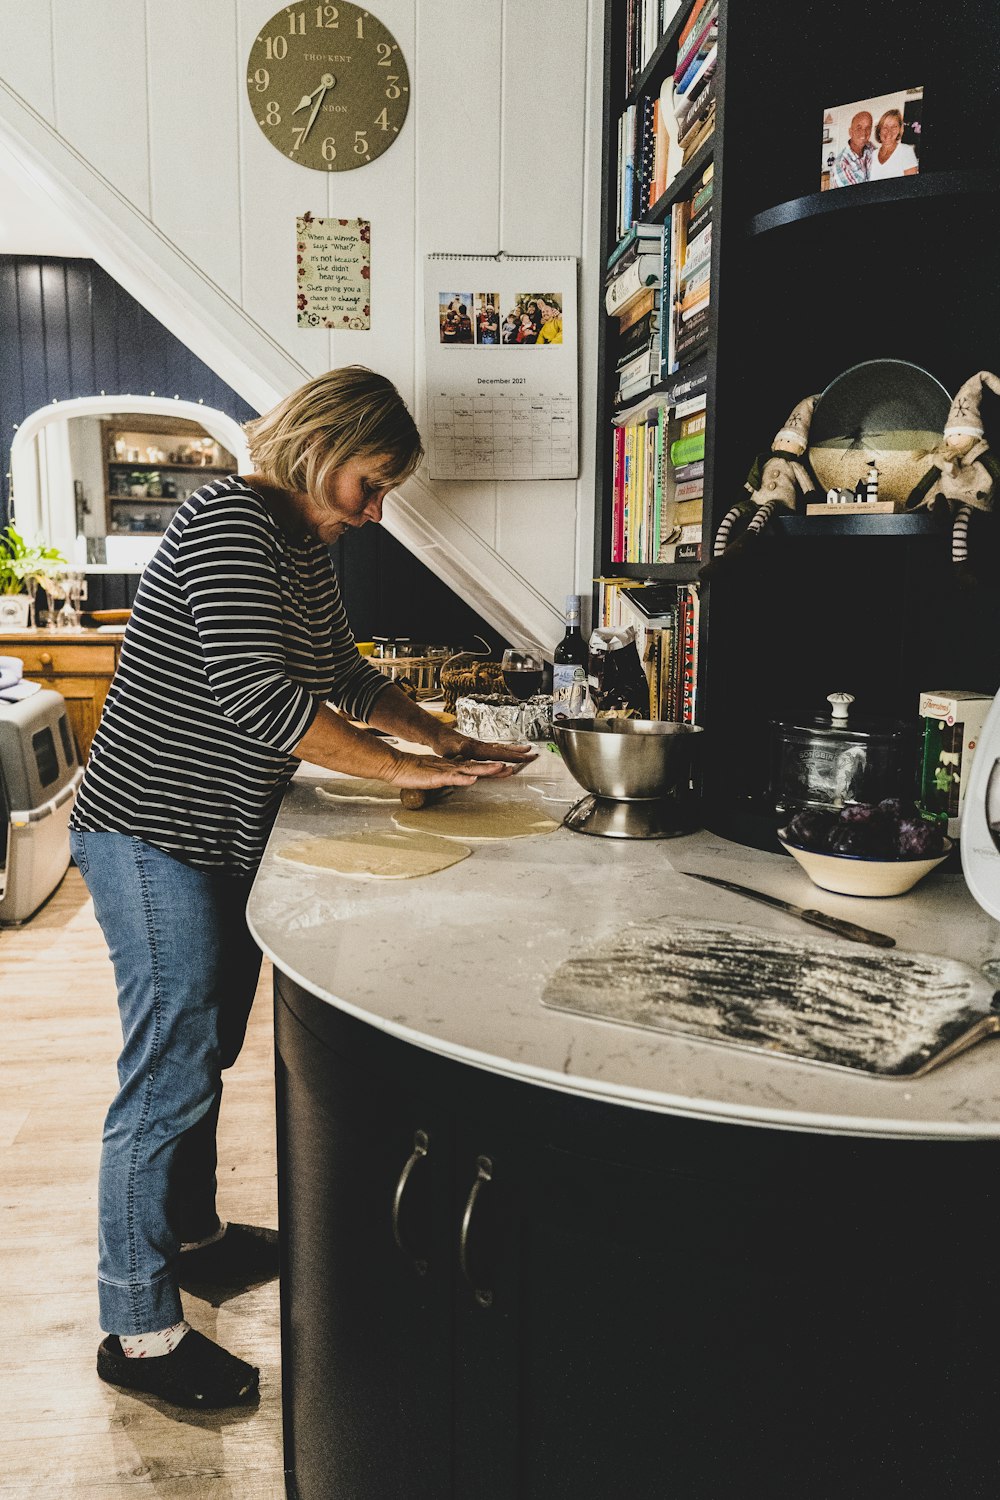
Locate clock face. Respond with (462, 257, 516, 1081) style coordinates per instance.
(247, 4, 410, 171)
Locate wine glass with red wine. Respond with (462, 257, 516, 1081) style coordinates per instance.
(501, 649, 545, 700)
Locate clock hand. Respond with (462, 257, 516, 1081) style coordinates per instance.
(293, 81, 326, 113)
(298, 74, 336, 145)
(301, 84, 328, 144)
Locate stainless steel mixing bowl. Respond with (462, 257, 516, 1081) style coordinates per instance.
(553, 718, 705, 801)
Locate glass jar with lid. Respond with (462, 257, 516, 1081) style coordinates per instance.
(770, 691, 920, 815)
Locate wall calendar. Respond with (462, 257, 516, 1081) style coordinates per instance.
(423, 254, 579, 481)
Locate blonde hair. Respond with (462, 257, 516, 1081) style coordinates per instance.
(875, 108, 904, 143)
(244, 366, 423, 501)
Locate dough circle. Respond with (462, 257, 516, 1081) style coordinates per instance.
(277, 830, 471, 879)
(392, 796, 560, 841)
(316, 778, 400, 803)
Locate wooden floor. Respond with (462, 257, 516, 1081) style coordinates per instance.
(0, 867, 285, 1498)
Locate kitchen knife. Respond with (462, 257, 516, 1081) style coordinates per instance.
(680, 871, 896, 949)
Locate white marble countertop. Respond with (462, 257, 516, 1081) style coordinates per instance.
(247, 746, 1000, 1140)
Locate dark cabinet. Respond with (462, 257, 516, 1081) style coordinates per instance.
(276, 985, 453, 1498)
(275, 973, 1000, 1500)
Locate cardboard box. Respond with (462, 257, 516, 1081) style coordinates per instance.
(918, 691, 994, 839)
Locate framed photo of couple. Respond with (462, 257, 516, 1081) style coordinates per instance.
(821, 86, 923, 192)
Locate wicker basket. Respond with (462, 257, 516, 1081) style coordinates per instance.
(368, 644, 456, 700)
(438, 653, 505, 712)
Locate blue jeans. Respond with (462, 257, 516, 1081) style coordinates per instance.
(70, 831, 262, 1334)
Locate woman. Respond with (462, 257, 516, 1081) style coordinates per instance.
(868, 108, 918, 180)
(69, 366, 531, 1411)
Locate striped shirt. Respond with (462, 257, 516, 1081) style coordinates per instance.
(71, 477, 390, 874)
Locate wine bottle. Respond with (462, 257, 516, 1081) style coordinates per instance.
(552, 595, 591, 721)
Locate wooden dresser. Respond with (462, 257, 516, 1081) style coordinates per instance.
(0, 628, 124, 760)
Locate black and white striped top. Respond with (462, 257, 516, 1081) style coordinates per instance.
(71, 477, 390, 873)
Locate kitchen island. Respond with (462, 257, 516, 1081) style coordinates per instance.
(249, 759, 1000, 1500)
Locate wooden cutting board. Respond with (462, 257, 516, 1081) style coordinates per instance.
(541, 919, 1000, 1078)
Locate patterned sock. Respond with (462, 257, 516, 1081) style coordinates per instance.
(119, 1320, 191, 1359)
(181, 1220, 228, 1253)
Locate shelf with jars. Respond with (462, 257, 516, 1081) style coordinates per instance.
(101, 415, 237, 536)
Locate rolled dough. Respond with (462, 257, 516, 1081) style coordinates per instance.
(316, 778, 400, 803)
(276, 829, 471, 879)
(392, 796, 560, 840)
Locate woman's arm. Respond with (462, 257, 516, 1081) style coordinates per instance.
(366, 681, 535, 766)
(291, 697, 519, 789)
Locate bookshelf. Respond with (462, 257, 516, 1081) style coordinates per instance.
(595, 0, 1000, 847)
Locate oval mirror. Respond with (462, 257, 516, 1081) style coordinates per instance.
(10, 395, 251, 571)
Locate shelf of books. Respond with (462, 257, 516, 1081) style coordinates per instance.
(599, 0, 721, 591)
(595, 576, 701, 724)
(595, 0, 725, 727)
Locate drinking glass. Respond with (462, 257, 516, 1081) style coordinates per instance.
(58, 570, 85, 631)
(501, 649, 545, 701)
(37, 568, 65, 631)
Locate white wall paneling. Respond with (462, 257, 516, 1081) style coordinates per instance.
(50, 0, 151, 214)
(0, 0, 605, 651)
(146, 0, 243, 302)
(0, 0, 55, 123)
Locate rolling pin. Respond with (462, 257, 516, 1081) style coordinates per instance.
(399, 786, 454, 811)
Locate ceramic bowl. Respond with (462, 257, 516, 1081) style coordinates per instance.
(777, 829, 952, 898)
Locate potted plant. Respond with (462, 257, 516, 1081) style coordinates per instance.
(0, 524, 68, 629)
(129, 472, 149, 497)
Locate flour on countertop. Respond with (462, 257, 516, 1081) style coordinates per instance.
(541, 919, 998, 1076)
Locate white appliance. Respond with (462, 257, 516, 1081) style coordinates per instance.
(960, 691, 1000, 921)
(0, 688, 83, 924)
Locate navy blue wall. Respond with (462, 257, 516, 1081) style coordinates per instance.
(0, 255, 506, 649)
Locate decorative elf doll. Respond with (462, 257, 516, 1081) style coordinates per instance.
(904, 370, 1000, 574)
(700, 395, 818, 578)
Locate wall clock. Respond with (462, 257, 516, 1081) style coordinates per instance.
(247, 4, 410, 170)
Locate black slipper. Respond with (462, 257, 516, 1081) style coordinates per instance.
(97, 1329, 259, 1409)
(178, 1223, 280, 1291)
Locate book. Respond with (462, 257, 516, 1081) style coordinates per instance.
(673, 459, 704, 482)
(681, 258, 711, 297)
(617, 287, 660, 331)
(617, 370, 657, 404)
(605, 256, 661, 315)
(636, 95, 657, 230)
(677, 42, 717, 98)
(677, 0, 710, 52)
(679, 410, 706, 436)
(651, 98, 669, 206)
(686, 191, 713, 243)
(679, 284, 710, 317)
(676, 75, 716, 142)
(615, 311, 661, 360)
(676, 540, 703, 563)
(612, 425, 626, 562)
(616, 346, 661, 382)
(689, 169, 714, 217)
(675, 323, 710, 362)
(658, 208, 673, 381)
(681, 101, 716, 161)
(607, 222, 663, 273)
(677, 302, 710, 337)
(675, 4, 717, 82)
(606, 227, 664, 283)
(673, 493, 704, 518)
(670, 432, 705, 466)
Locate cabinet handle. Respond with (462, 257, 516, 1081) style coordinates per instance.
(40, 651, 53, 667)
(459, 1155, 494, 1308)
(392, 1129, 430, 1276)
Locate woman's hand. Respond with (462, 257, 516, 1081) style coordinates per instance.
(423, 723, 537, 772)
(381, 750, 514, 790)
